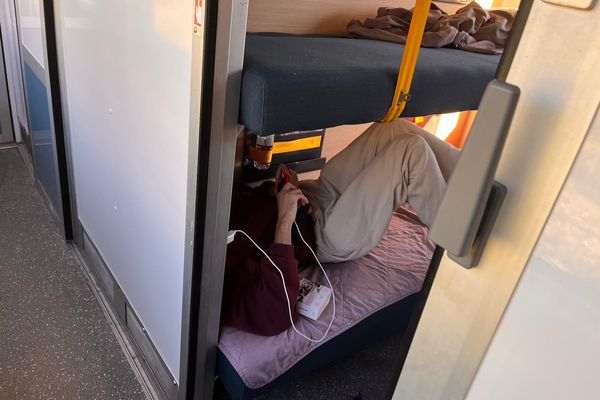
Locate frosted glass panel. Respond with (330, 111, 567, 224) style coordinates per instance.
(23, 63, 61, 211)
(1, 0, 29, 132)
(17, 0, 45, 68)
(467, 111, 600, 400)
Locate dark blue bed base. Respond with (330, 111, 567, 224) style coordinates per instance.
(216, 292, 420, 400)
(240, 33, 500, 135)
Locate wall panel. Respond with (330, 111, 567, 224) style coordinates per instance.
(59, 0, 194, 380)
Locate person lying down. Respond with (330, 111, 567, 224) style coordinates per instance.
(223, 119, 461, 336)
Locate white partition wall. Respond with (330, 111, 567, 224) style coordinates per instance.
(57, 0, 194, 386)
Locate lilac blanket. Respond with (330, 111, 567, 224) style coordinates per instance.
(218, 209, 434, 389)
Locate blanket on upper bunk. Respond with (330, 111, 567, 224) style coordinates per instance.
(218, 209, 435, 389)
(346, 2, 516, 55)
(240, 33, 500, 135)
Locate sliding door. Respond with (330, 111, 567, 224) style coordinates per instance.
(15, 0, 70, 236)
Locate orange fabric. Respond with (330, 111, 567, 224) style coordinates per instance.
(445, 111, 476, 149)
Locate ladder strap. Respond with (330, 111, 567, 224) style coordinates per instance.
(381, 0, 432, 122)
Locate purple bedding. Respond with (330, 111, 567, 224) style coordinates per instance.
(218, 208, 434, 389)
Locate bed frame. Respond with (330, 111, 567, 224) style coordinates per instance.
(247, 0, 466, 35)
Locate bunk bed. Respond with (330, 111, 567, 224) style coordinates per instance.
(239, 33, 501, 135)
(217, 208, 435, 399)
(221, 19, 501, 398)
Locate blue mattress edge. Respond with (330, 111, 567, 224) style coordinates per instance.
(240, 33, 500, 135)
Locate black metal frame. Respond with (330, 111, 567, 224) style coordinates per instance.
(180, 0, 220, 397)
(188, 0, 249, 399)
(42, 0, 72, 239)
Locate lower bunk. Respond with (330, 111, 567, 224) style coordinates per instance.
(217, 208, 435, 399)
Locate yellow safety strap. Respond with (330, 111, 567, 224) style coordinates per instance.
(248, 136, 322, 164)
(381, 0, 432, 122)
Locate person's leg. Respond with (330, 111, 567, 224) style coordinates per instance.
(301, 119, 459, 196)
(316, 122, 408, 194)
(319, 119, 460, 189)
(300, 119, 460, 239)
(395, 119, 461, 182)
(300, 121, 413, 231)
(313, 134, 446, 263)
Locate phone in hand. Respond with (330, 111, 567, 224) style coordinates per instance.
(277, 168, 291, 192)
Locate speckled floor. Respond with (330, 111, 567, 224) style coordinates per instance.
(213, 328, 405, 400)
(0, 148, 147, 400)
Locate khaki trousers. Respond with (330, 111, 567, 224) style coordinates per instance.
(300, 119, 461, 263)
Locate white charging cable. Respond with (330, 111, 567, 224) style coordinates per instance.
(229, 221, 336, 343)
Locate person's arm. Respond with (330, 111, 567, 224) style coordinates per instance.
(225, 246, 301, 336)
(274, 181, 308, 244)
(225, 180, 309, 336)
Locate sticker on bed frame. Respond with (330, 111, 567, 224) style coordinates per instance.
(193, 0, 203, 35)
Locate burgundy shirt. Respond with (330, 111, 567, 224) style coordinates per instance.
(223, 183, 316, 336)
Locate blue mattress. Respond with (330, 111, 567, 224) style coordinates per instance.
(240, 33, 501, 135)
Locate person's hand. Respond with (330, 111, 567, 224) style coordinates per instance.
(274, 182, 308, 245)
(276, 182, 308, 225)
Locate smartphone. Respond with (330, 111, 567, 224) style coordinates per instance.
(278, 169, 291, 192)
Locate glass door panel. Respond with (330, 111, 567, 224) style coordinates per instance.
(16, 0, 70, 235)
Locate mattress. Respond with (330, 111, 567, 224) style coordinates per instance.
(240, 33, 501, 135)
(217, 208, 435, 398)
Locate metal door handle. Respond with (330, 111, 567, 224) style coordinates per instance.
(429, 80, 520, 268)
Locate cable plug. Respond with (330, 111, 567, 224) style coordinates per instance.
(227, 230, 237, 244)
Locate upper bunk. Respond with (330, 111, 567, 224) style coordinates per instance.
(239, 33, 501, 136)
